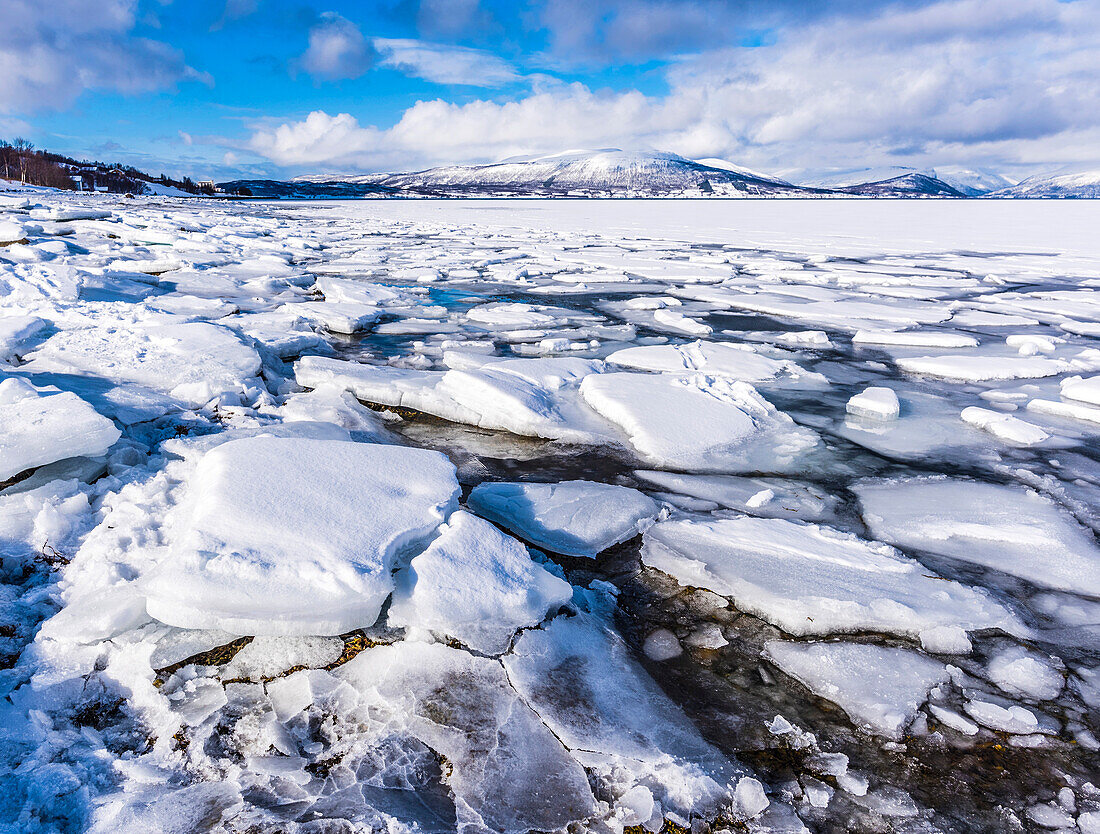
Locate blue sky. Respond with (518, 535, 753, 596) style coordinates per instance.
(3, 0, 1099, 180)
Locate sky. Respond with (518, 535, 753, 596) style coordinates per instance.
(2, 0, 1099, 182)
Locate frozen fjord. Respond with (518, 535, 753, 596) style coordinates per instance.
(1, 194, 1100, 834)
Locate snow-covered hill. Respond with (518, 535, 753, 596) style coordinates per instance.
(297, 150, 806, 196)
(991, 169, 1100, 198)
(929, 168, 1015, 196)
(835, 173, 965, 197)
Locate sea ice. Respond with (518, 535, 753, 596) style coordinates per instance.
(606, 339, 809, 382)
(846, 386, 900, 420)
(388, 510, 572, 653)
(466, 479, 660, 557)
(896, 354, 1070, 382)
(580, 372, 817, 472)
(856, 477, 1100, 595)
(1061, 374, 1100, 406)
(764, 641, 949, 739)
(960, 406, 1049, 446)
(23, 321, 262, 407)
(296, 355, 610, 442)
(987, 647, 1064, 701)
(0, 377, 120, 482)
(144, 437, 460, 635)
(337, 641, 597, 833)
(853, 330, 978, 348)
(504, 612, 741, 821)
(641, 517, 1020, 640)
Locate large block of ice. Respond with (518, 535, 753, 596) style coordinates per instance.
(0, 377, 119, 482)
(580, 372, 817, 472)
(764, 641, 948, 739)
(641, 516, 1021, 639)
(144, 437, 460, 635)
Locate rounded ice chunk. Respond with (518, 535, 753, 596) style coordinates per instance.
(144, 437, 460, 635)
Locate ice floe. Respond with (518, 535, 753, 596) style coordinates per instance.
(388, 510, 572, 652)
(466, 479, 660, 557)
(580, 372, 818, 471)
(764, 641, 949, 739)
(0, 377, 119, 482)
(856, 477, 1100, 595)
(641, 516, 1021, 640)
(144, 437, 460, 634)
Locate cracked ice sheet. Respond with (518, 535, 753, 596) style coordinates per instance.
(503, 609, 743, 823)
(334, 640, 598, 834)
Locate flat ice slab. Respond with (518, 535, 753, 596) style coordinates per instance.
(846, 386, 900, 420)
(856, 477, 1100, 595)
(0, 377, 119, 481)
(641, 516, 1020, 640)
(764, 641, 949, 739)
(24, 321, 262, 406)
(580, 372, 817, 472)
(606, 339, 806, 382)
(467, 479, 660, 557)
(388, 510, 572, 653)
(144, 437, 460, 635)
(960, 406, 1049, 446)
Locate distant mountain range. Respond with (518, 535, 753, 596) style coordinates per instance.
(217, 149, 1100, 199)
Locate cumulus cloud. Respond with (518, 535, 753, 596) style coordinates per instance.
(300, 12, 376, 80)
(374, 39, 519, 86)
(0, 0, 209, 114)
(249, 0, 1100, 175)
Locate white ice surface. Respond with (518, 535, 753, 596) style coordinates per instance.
(388, 510, 572, 653)
(856, 478, 1100, 595)
(580, 372, 818, 472)
(504, 611, 742, 821)
(144, 437, 460, 635)
(641, 517, 1021, 640)
(466, 479, 660, 557)
(0, 377, 119, 481)
(764, 641, 949, 739)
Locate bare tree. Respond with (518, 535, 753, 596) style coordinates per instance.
(12, 138, 33, 183)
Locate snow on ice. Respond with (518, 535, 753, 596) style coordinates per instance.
(2, 193, 1100, 833)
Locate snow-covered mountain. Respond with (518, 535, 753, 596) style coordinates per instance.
(691, 157, 790, 185)
(991, 169, 1100, 198)
(929, 168, 1015, 196)
(800, 166, 1009, 196)
(799, 166, 920, 189)
(296, 150, 806, 196)
(834, 173, 965, 197)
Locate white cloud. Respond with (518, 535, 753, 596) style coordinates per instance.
(249, 0, 1100, 175)
(374, 39, 519, 86)
(300, 12, 375, 81)
(0, 0, 208, 115)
